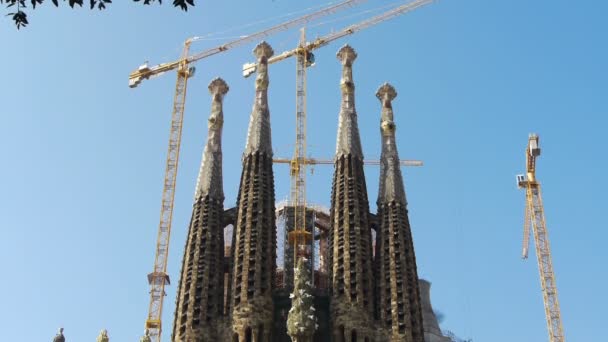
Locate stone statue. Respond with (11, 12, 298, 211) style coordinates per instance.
(96, 329, 109, 342)
(53, 328, 65, 342)
(139, 329, 152, 342)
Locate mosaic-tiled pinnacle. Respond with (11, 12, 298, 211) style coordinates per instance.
(375, 83, 424, 342)
(328, 44, 375, 341)
(229, 41, 277, 342)
(172, 78, 228, 341)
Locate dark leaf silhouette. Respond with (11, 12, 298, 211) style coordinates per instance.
(2, 0, 194, 28)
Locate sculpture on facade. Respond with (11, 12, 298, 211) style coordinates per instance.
(53, 328, 65, 342)
(140, 329, 152, 342)
(96, 329, 109, 342)
(287, 258, 316, 342)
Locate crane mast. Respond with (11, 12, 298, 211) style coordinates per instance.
(288, 29, 313, 265)
(517, 134, 565, 342)
(243, 0, 434, 77)
(130, 2, 370, 341)
(273, 158, 423, 166)
(144, 41, 193, 341)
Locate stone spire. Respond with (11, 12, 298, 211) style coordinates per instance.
(244, 41, 274, 157)
(171, 78, 228, 342)
(194, 77, 228, 201)
(375, 83, 425, 342)
(376, 83, 406, 204)
(229, 41, 277, 342)
(335, 45, 363, 159)
(328, 44, 375, 342)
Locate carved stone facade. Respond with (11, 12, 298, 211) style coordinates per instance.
(328, 45, 376, 342)
(228, 41, 277, 342)
(170, 44, 434, 342)
(171, 78, 229, 342)
(375, 83, 425, 342)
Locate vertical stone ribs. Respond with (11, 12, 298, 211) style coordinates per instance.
(172, 78, 229, 342)
(230, 41, 276, 342)
(328, 45, 375, 341)
(375, 83, 424, 342)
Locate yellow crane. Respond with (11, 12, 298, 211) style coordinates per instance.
(272, 157, 423, 167)
(517, 134, 565, 342)
(128, 1, 369, 340)
(243, 0, 434, 266)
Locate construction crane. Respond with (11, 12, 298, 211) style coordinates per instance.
(128, 1, 369, 340)
(273, 157, 423, 167)
(243, 0, 434, 77)
(243, 0, 434, 268)
(517, 134, 565, 342)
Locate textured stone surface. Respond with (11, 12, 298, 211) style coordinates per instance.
(328, 44, 376, 342)
(166, 44, 435, 342)
(375, 83, 424, 342)
(171, 78, 228, 342)
(53, 328, 65, 342)
(229, 41, 277, 342)
(287, 258, 316, 341)
(96, 330, 109, 342)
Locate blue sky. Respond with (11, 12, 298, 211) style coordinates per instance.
(1, 0, 607, 341)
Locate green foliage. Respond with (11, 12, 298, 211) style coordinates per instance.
(1, 0, 195, 29)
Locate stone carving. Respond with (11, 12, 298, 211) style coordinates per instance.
(96, 329, 109, 342)
(171, 78, 229, 341)
(287, 258, 316, 342)
(53, 328, 65, 342)
(376, 83, 424, 342)
(139, 329, 152, 342)
(329, 44, 375, 342)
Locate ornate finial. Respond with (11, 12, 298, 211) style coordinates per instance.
(139, 329, 152, 342)
(208, 77, 229, 96)
(253, 42, 274, 92)
(376, 82, 397, 105)
(244, 42, 273, 156)
(207, 77, 228, 130)
(53, 328, 65, 342)
(336, 44, 357, 65)
(96, 329, 109, 342)
(253, 41, 274, 61)
(377, 83, 398, 135)
(337, 45, 357, 95)
(377, 83, 406, 204)
(194, 78, 228, 201)
(334, 45, 362, 158)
